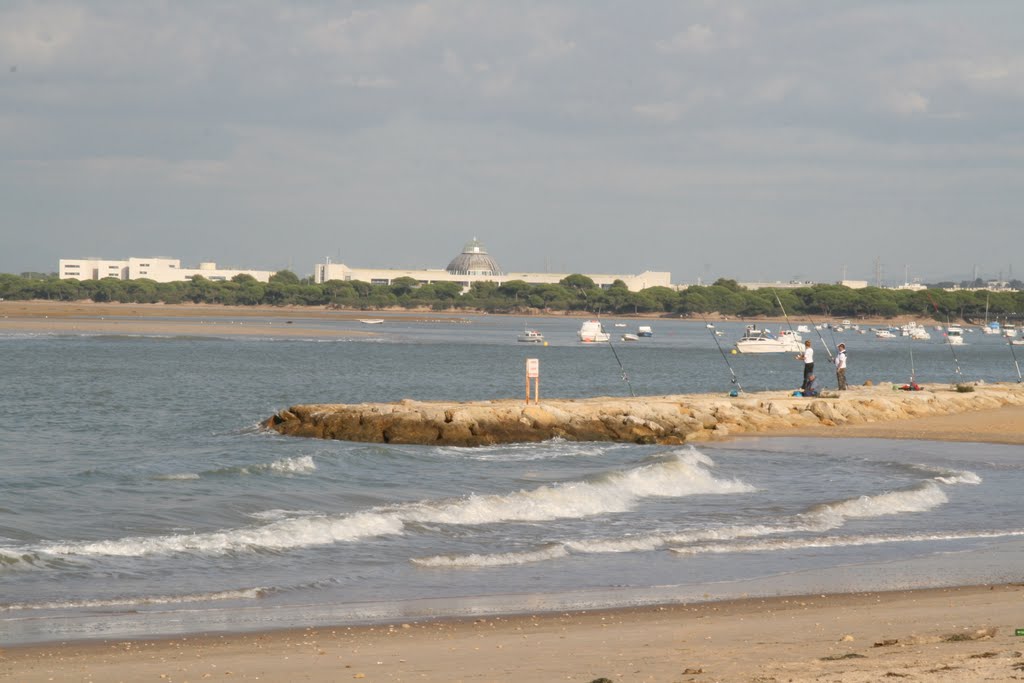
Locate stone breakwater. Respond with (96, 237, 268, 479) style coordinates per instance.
(263, 383, 1024, 447)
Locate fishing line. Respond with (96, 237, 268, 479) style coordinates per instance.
(1009, 338, 1023, 383)
(702, 313, 743, 393)
(605, 332, 636, 397)
(924, 290, 964, 384)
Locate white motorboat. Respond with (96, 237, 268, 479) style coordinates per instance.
(578, 320, 610, 343)
(796, 324, 810, 333)
(909, 327, 931, 340)
(358, 318, 384, 324)
(621, 333, 640, 342)
(613, 323, 627, 328)
(945, 325, 964, 345)
(1011, 339, 1024, 346)
(1004, 324, 1018, 338)
(875, 329, 896, 339)
(983, 322, 1001, 335)
(517, 329, 545, 343)
(734, 326, 803, 354)
(637, 325, 653, 337)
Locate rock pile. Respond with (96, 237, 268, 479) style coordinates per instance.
(263, 383, 1024, 447)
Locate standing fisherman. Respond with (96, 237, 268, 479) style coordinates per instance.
(834, 343, 848, 390)
(797, 339, 814, 391)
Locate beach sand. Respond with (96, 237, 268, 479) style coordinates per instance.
(3, 585, 1023, 682)
(3, 301, 1023, 681)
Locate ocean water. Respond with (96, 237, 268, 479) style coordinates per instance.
(2, 314, 1023, 645)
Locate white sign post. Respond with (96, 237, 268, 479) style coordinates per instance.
(525, 358, 540, 405)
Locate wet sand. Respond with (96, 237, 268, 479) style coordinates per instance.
(3, 300, 1023, 681)
(3, 585, 1024, 682)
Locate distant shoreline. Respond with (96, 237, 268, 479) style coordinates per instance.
(0, 299, 962, 328)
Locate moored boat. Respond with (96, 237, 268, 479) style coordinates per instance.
(637, 325, 653, 337)
(517, 329, 545, 343)
(734, 326, 803, 354)
(621, 333, 640, 342)
(578, 320, 610, 343)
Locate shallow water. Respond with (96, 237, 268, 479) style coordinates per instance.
(2, 315, 1022, 644)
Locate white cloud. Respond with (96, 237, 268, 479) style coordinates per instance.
(883, 90, 930, 116)
(655, 24, 715, 54)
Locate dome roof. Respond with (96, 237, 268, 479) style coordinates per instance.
(446, 238, 503, 276)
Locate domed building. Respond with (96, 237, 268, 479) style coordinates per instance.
(445, 238, 503, 277)
(312, 238, 671, 292)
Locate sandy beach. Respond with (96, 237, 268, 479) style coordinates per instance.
(3, 300, 1023, 681)
(4, 585, 1023, 682)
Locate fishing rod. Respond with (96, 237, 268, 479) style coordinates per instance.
(1009, 338, 1023, 383)
(701, 313, 743, 393)
(770, 288, 799, 338)
(801, 309, 836, 363)
(605, 332, 636, 397)
(591, 303, 635, 397)
(924, 290, 964, 384)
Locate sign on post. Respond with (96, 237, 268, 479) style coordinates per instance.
(525, 358, 540, 404)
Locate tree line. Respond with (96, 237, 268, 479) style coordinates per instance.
(1, 272, 1020, 322)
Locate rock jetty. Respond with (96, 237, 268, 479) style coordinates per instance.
(264, 383, 1024, 446)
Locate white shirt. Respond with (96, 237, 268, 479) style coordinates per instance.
(802, 346, 814, 364)
(835, 349, 847, 370)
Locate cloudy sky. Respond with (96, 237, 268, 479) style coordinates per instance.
(2, 1, 1022, 284)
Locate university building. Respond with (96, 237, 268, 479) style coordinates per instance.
(313, 239, 672, 293)
(58, 257, 275, 283)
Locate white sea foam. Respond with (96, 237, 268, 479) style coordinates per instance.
(258, 455, 317, 475)
(417, 477, 967, 569)
(412, 544, 569, 568)
(400, 449, 753, 525)
(670, 529, 1024, 556)
(906, 464, 983, 486)
(1, 587, 267, 611)
(802, 482, 948, 529)
(31, 449, 751, 559)
(152, 473, 201, 481)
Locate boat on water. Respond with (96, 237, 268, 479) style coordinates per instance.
(358, 318, 384, 325)
(734, 326, 803, 354)
(578, 320, 610, 343)
(621, 333, 640, 342)
(1004, 324, 1019, 338)
(1011, 339, 1024, 346)
(517, 329, 545, 343)
(796, 324, 810, 333)
(637, 325, 653, 337)
(945, 325, 965, 345)
(875, 329, 896, 339)
(613, 323, 627, 328)
(984, 322, 1001, 335)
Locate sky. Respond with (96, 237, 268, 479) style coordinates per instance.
(1, 1, 1022, 285)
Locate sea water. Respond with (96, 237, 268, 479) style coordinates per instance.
(2, 315, 1023, 645)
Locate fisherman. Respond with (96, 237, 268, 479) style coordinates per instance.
(835, 343, 848, 390)
(797, 339, 814, 391)
(803, 374, 819, 397)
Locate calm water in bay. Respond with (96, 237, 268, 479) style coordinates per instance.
(2, 314, 1023, 645)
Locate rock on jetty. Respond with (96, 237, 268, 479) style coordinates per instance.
(264, 383, 1024, 446)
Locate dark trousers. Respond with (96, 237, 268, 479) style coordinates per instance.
(802, 362, 814, 390)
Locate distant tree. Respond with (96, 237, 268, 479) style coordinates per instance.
(269, 270, 300, 285)
(559, 274, 597, 291)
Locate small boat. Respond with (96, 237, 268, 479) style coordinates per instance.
(637, 325, 653, 337)
(621, 333, 640, 342)
(796, 324, 810, 333)
(613, 323, 627, 328)
(1011, 339, 1024, 346)
(517, 329, 545, 343)
(945, 325, 965, 345)
(1004, 324, 1018, 338)
(358, 318, 384, 325)
(578, 320, 610, 343)
(735, 326, 803, 354)
(874, 329, 896, 339)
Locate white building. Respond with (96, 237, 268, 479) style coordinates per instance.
(313, 239, 672, 293)
(59, 257, 275, 283)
